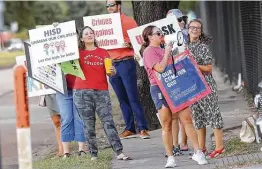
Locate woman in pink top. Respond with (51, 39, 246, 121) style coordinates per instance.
(141, 25, 207, 168)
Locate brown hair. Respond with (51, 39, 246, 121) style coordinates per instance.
(188, 19, 213, 45)
(78, 26, 98, 50)
(139, 25, 156, 56)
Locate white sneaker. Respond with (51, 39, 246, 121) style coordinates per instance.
(91, 157, 97, 161)
(165, 156, 177, 168)
(192, 150, 208, 165)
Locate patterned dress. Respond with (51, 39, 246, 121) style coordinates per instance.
(188, 40, 224, 129)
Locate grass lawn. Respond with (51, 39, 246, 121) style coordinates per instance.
(0, 51, 25, 68)
(33, 148, 113, 169)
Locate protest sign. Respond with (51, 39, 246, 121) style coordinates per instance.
(83, 13, 124, 50)
(59, 60, 85, 80)
(154, 50, 211, 113)
(127, 16, 185, 66)
(29, 20, 79, 67)
(16, 55, 56, 97)
(24, 42, 68, 95)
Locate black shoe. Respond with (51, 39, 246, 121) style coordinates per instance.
(173, 145, 183, 156)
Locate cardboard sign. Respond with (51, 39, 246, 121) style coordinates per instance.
(154, 50, 211, 113)
(59, 60, 85, 80)
(83, 13, 124, 50)
(128, 16, 185, 66)
(16, 55, 56, 97)
(24, 42, 68, 95)
(29, 20, 79, 67)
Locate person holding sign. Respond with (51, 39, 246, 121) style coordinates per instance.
(73, 26, 131, 161)
(44, 94, 64, 158)
(187, 19, 224, 159)
(141, 25, 208, 167)
(106, 0, 150, 139)
(164, 9, 190, 155)
(56, 74, 86, 158)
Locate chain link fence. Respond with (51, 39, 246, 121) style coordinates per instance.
(200, 1, 262, 96)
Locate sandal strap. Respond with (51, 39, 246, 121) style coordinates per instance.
(209, 148, 225, 158)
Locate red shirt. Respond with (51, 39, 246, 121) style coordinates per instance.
(66, 74, 75, 89)
(107, 14, 137, 60)
(73, 48, 110, 90)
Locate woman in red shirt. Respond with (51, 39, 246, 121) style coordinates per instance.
(73, 26, 130, 161)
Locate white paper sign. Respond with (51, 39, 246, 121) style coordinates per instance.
(16, 55, 56, 97)
(83, 13, 124, 50)
(29, 20, 79, 67)
(127, 16, 185, 66)
(24, 42, 68, 95)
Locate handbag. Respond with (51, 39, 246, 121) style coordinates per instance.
(240, 115, 257, 143)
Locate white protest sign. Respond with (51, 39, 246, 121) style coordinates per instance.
(24, 42, 68, 95)
(127, 15, 185, 66)
(83, 13, 124, 50)
(29, 20, 79, 67)
(16, 55, 56, 97)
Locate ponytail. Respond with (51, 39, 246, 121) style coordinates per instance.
(139, 41, 149, 57)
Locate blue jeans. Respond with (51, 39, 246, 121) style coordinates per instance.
(56, 90, 85, 142)
(109, 58, 148, 133)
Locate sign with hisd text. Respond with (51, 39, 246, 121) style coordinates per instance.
(127, 16, 185, 66)
(16, 55, 56, 97)
(29, 20, 79, 67)
(83, 13, 124, 50)
(24, 42, 68, 95)
(154, 50, 211, 113)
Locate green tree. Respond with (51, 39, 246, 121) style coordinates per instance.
(132, 1, 180, 130)
(4, 1, 36, 30)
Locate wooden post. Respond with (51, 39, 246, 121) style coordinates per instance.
(13, 65, 32, 169)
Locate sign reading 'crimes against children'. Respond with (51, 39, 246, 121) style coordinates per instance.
(83, 13, 124, 50)
(29, 20, 79, 67)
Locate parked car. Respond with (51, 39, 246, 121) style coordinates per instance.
(5, 38, 24, 52)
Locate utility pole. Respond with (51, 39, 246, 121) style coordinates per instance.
(0, 0, 4, 51)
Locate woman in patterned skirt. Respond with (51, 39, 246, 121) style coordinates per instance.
(187, 19, 225, 159)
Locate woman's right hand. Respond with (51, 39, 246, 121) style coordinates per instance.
(165, 41, 173, 55)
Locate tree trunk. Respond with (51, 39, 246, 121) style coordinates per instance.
(132, 1, 180, 130)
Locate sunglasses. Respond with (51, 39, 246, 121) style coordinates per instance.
(189, 26, 201, 31)
(106, 3, 116, 8)
(152, 32, 163, 36)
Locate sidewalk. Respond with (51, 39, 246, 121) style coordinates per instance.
(0, 68, 14, 96)
(112, 67, 258, 169)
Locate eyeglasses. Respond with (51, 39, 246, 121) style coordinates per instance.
(106, 3, 116, 8)
(189, 26, 201, 31)
(152, 32, 163, 36)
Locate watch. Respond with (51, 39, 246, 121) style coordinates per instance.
(177, 31, 184, 46)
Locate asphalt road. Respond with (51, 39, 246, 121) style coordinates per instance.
(0, 92, 56, 169)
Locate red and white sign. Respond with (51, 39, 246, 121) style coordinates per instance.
(83, 13, 124, 50)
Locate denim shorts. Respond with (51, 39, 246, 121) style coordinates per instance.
(150, 85, 169, 110)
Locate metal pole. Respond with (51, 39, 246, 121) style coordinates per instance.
(14, 65, 33, 169)
(0, 0, 4, 51)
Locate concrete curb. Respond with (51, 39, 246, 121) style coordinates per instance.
(208, 125, 262, 168)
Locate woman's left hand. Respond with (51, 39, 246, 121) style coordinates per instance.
(108, 66, 117, 76)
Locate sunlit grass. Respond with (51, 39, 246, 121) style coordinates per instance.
(0, 51, 25, 68)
